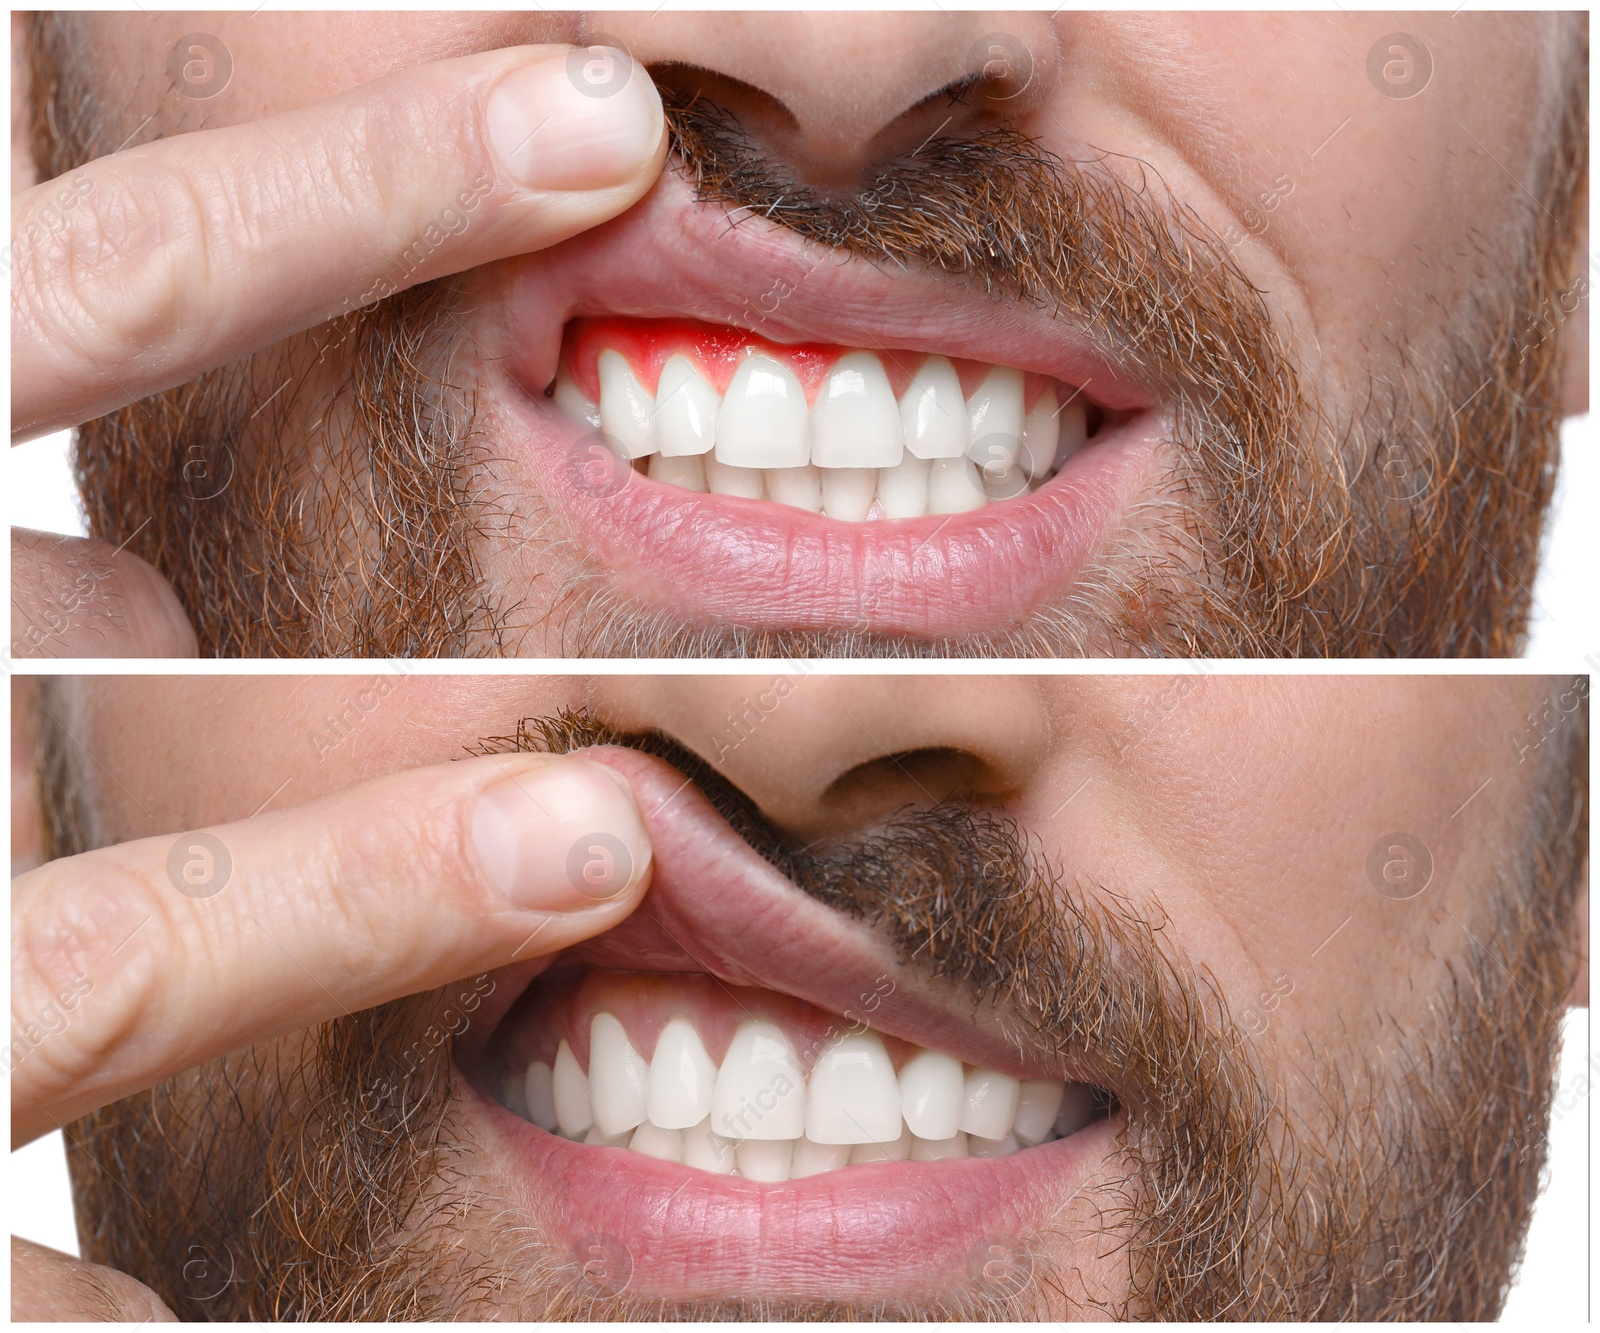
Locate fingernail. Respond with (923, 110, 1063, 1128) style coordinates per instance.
(486, 48, 663, 192)
(471, 758, 652, 911)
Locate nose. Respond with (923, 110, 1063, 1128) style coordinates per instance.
(587, 675, 1051, 841)
(588, 12, 1061, 186)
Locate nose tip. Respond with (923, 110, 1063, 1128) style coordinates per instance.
(594, 13, 1060, 186)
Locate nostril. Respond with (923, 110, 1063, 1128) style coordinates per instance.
(820, 747, 988, 826)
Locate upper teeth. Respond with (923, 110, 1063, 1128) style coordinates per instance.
(554, 349, 1089, 520)
(506, 1012, 1098, 1182)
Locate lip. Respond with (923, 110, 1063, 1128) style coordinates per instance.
(454, 746, 1123, 1303)
(481, 174, 1166, 642)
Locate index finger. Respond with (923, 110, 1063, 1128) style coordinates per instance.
(9, 752, 652, 1146)
(11, 42, 665, 440)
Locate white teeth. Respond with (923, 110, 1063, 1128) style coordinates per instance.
(597, 349, 659, 459)
(648, 453, 708, 492)
(717, 353, 810, 468)
(552, 1039, 594, 1137)
(1019, 385, 1060, 481)
(1056, 396, 1088, 465)
(525, 1060, 559, 1132)
(711, 1020, 807, 1140)
(819, 467, 878, 523)
(927, 457, 988, 514)
(704, 458, 765, 499)
(806, 1031, 902, 1144)
(1054, 1084, 1099, 1139)
(629, 1121, 684, 1162)
(897, 1049, 965, 1140)
(589, 1012, 650, 1138)
(737, 1137, 794, 1182)
(682, 1118, 737, 1174)
(849, 1122, 912, 1164)
(1013, 1079, 1067, 1146)
(766, 465, 823, 514)
(791, 1136, 853, 1178)
(584, 1126, 632, 1148)
(654, 354, 720, 456)
(960, 1068, 1021, 1140)
(900, 356, 969, 459)
(811, 351, 902, 468)
(553, 372, 602, 431)
(876, 454, 930, 520)
(967, 1131, 1022, 1159)
(965, 365, 1024, 460)
(647, 1017, 719, 1130)
(910, 1132, 969, 1162)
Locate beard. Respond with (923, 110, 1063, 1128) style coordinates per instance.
(47, 704, 1588, 1320)
(26, 17, 1589, 658)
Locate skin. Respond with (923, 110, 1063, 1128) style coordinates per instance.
(8, 12, 1589, 656)
(10, 674, 1588, 1315)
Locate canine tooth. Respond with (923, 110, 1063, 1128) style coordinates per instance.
(654, 354, 720, 456)
(766, 465, 823, 513)
(900, 356, 968, 459)
(819, 467, 877, 522)
(812, 351, 902, 468)
(897, 1050, 965, 1140)
(553, 371, 601, 430)
(1019, 385, 1060, 481)
(966, 366, 1024, 463)
(960, 1068, 1021, 1140)
(791, 1136, 853, 1178)
(1057, 396, 1088, 462)
(849, 1123, 912, 1164)
(967, 1131, 1022, 1159)
(584, 1126, 632, 1147)
(910, 1133, 969, 1162)
(927, 457, 988, 514)
(647, 1017, 718, 1130)
(552, 1039, 593, 1137)
(597, 349, 659, 459)
(525, 1060, 559, 1132)
(629, 1122, 684, 1163)
(806, 1031, 901, 1144)
(876, 454, 930, 519)
(589, 1012, 650, 1137)
(736, 1138, 794, 1182)
(682, 1118, 737, 1175)
(1055, 1084, 1099, 1139)
(648, 452, 708, 492)
(712, 1020, 806, 1140)
(717, 353, 810, 467)
(1013, 1080, 1067, 1146)
(704, 458, 765, 499)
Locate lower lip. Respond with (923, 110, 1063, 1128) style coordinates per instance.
(505, 391, 1160, 639)
(467, 1082, 1118, 1303)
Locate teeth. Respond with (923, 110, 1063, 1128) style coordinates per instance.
(704, 458, 765, 499)
(596, 350, 659, 459)
(876, 454, 930, 520)
(654, 354, 720, 457)
(1055, 1084, 1099, 1139)
(967, 1131, 1022, 1159)
(960, 1068, 1021, 1140)
(849, 1122, 912, 1164)
(1013, 1078, 1067, 1145)
(766, 465, 823, 514)
(552, 1039, 594, 1137)
(629, 1121, 684, 1162)
(589, 1012, 650, 1138)
(711, 1020, 807, 1140)
(648, 453, 708, 492)
(791, 1136, 853, 1178)
(584, 1126, 632, 1148)
(524, 1060, 559, 1132)
(965, 366, 1024, 464)
(910, 1132, 969, 1162)
(736, 1137, 794, 1183)
(716, 354, 811, 468)
(553, 372, 601, 431)
(900, 356, 969, 459)
(682, 1118, 737, 1174)
(927, 457, 988, 514)
(647, 1017, 719, 1130)
(1019, 385, 1060, 481)
(897, 1049, 965, 1140)
(806, 1031, 902, 1144)
(811, 351, 903, 468)
(819, 468, 878, 523)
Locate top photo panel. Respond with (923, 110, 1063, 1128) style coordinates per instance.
(11, 12, 1590, 659)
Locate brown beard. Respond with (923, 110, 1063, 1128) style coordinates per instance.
(25, 17, 1589, 657)
(44, 698, 1589, 1320)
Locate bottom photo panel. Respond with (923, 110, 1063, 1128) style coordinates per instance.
(10, 672, 1590, 1321)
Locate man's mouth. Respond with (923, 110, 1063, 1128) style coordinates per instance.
(550, 318, 1109, 520)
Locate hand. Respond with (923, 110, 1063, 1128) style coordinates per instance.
(10, 752, 653, 1317)
(10, 42, 666, 656)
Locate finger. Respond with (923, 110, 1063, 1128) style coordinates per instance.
(11, 529, 198, 658)
(10, 752, 652, 1146)
(11, 1237, 178, 1321)
(12, 42, 665, 439)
